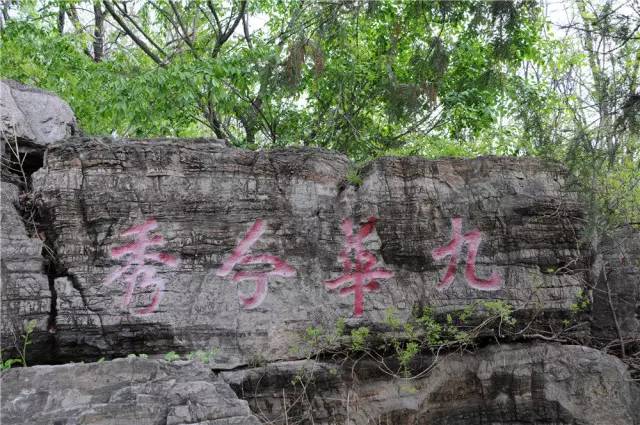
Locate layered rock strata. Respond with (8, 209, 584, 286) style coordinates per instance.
(23, 137, 586, 366)
(0, 357, 261, 425)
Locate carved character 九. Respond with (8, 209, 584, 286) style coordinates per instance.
(431, 217, 502, 291)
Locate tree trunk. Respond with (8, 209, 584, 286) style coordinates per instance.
(93, 1, 105, 62)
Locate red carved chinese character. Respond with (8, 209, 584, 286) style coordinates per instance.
(325, 217, 393, 317)
(431, 217, 502, 291)
(216, 219, 296, 309)
(104, 218, 179, 315)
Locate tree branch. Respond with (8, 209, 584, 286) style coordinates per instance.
(213, 0, 247, 56)
(103, 0, 165, 65)
(168, 1, 195, 50)
(242, 10, 253, 48)
(93, 1, 105, 62)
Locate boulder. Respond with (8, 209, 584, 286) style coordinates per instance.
(0, 357, 261, 425)
(0, 79, 77, 148)
(29, 137, 587, 366)
(1, 79, 78, 182)
(222, 344, 640, 425)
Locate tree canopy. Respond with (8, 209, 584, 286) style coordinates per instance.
(1, 0, 638, 227)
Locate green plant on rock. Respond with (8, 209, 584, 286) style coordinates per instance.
(481, 300, 517, 326)
(350, 327, 370, 352)
(305, 326, 325, 349)
(570, 289, 590, 314)
(186, 348, 219, 364)
(334, 318, 346, 337)
(1, 356, 22, 371)
(416, 307, 444, 347)
(384, 307, 402, 330)
(346, 166, 364, 187)
(1, 319, 38, 371)
(397, 341, 420, 377)
(164, 351, 181, 362)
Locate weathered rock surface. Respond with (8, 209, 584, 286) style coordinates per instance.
(0, 79, 77, 148)
(222, 344, 640, 425)
(1, 79, 78, 185)
(28, 136, 587, 366)
(592, 225, 640, 353)
(0, 357, 261, 425)
(0, 180, 52, 363)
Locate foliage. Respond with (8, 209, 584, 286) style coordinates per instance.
(349, 326, 370, 352)
(570, 289, 591, 314)
(1, 357, 23, 371)
(163, 351, 181, 362)
(504, 0, 640, 229)
(186, 348, 219, 364)
(481, 300, 517, 326)
(1, 0, 544, 157)
(294, 301, 519, 380)
(345, 166, 363, 187)
(1, 1, 636, 231)
(0, 319, 37, 371)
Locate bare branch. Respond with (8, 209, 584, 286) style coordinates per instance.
(213, 0, 247, 56)
(103, 0, 165, 65)
(207, 0, 223, 35)
(168, 1, 194, 50)
(242, 10, 253, 49)
(57, 6, 65, 33)
(112, 1, 168, 58)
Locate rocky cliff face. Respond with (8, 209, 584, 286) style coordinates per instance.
(23, 136, 587, 366)
(592, 226, 640, 354)
(1, 83, 638, 425)
(0, 181, 52, 363)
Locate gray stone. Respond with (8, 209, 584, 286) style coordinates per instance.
(0, 180, 52, 363)
(0, 357, 261, 425)
(592, 225, 640, 354)
(1, 79, 77, 147)
(221, 344, 640, 425)
(29, 137, 587, 366)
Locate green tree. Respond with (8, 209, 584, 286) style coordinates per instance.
(1, 0, 545, 159)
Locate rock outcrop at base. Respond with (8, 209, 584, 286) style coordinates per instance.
(221, 344, 640, 425)
(2, 345, 636, 425)
(23, 136, 586, 366)
(0, 357, 261, 425)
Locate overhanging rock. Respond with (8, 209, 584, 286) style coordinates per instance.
(1, 79, 78, 181)
(31, 137, 586, 366)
